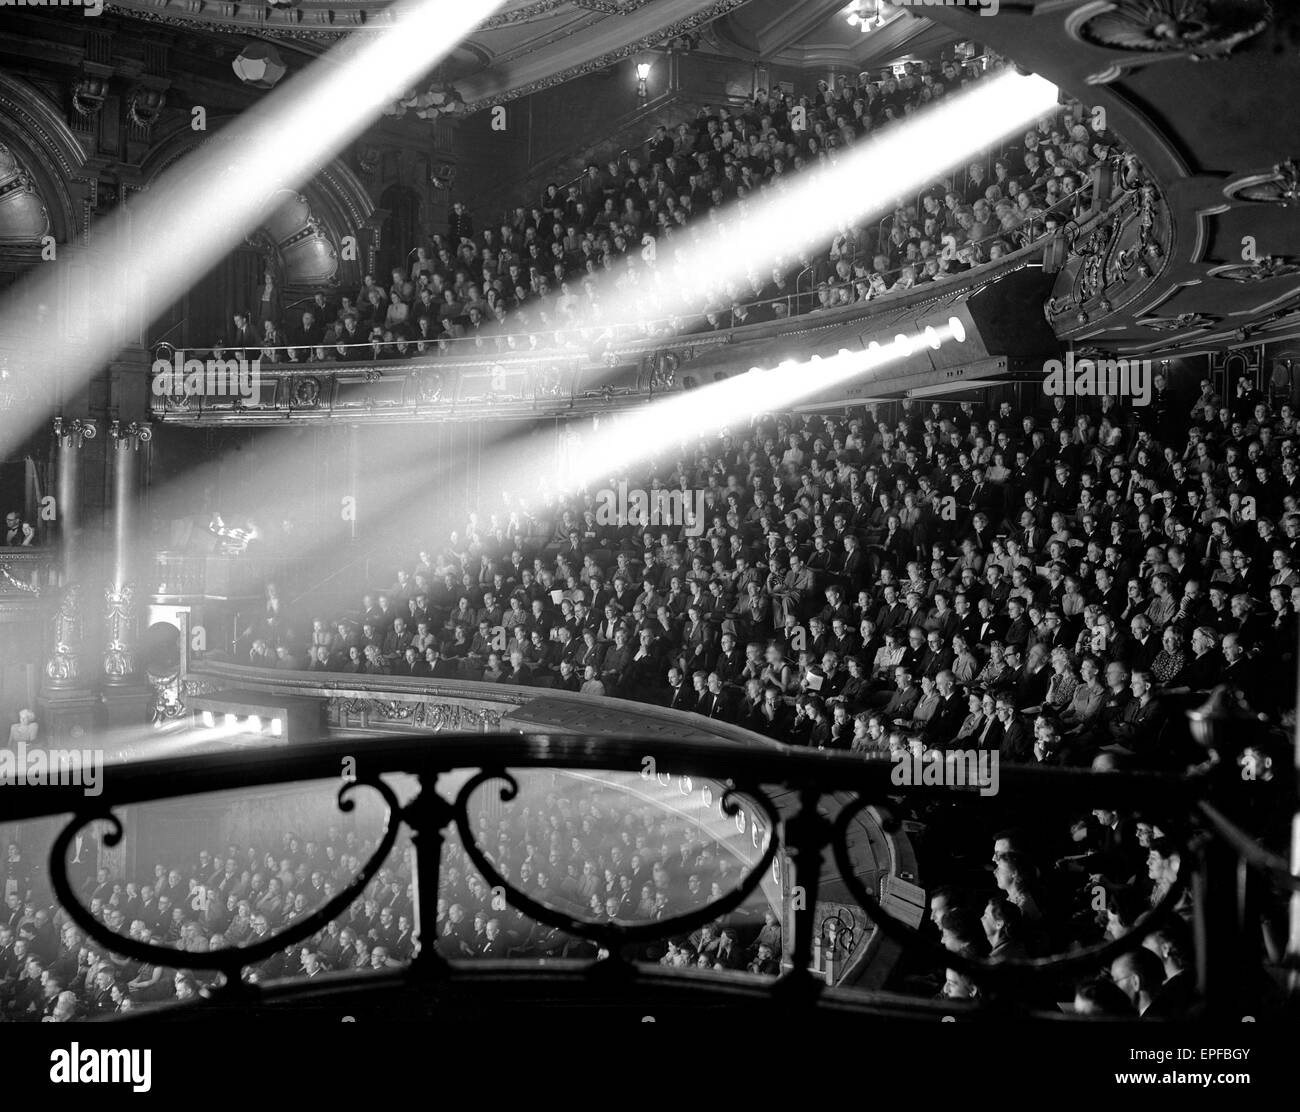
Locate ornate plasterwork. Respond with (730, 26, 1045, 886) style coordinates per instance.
(462, 0, 750, 113)
(1135, 312, 1218, 332)
(1223, 160, 1299, 208)
(0, 143, 51, 245)
(1071, 0, 1274, 84)
(1045, 168, 1167, 327)
(329, 697, 504, 732)
(1207, 257, 1300, 283)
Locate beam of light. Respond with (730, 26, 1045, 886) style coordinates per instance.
(135, 72, 1049, 529)
(132, 71, 1059, 562)
(0, 0, 507, 459)
(550, 320, 966, 496)
(103, 70, 1056, 615)
(565, 70, 1059, 359)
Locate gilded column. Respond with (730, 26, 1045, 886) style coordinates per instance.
(43, 415, 97, 690)
(103, 419, 152, 686)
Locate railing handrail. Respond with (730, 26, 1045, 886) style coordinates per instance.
(4, 728, 1205, 820)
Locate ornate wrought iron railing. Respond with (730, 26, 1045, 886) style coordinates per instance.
(5, 725, 1295, 1021)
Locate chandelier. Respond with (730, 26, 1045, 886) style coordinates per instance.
(233, 44, 289, 90)
(843, 0, 888, 32)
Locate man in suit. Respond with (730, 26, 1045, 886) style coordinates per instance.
(1003, 598, 1032, 651)
(713, 632, 745, 688)
(1101, 670, 1167, 766)
(1014, 643, 1052, 707)
(840, 533, 867, 595)
(230, 312, 262, 360)
(1125, 616, 1159, 672)
(975, 597, 1010, 644)
(421, 646, 457, 678)
(752, 684, 792, 738)
(447, 200, 475, 245)
(396, 647, 422, 676)
(696, 672, 734, 722)
(2, 512, 34, 547)
(1217, 633, 1260, 708)
(880, 666, 921, 722)
(923, 671, 968, 748)
(501, 648, 534, 687)
(666, 667, 697, 713)
(994, 695, 1031, 762)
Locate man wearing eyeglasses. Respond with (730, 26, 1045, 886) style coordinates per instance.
(1108, 947, 1166, 1017)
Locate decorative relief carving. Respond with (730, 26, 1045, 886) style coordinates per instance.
(0, 563, 41, 597)
(0, 142, 53, 244)
(45, 583, 84, 684)
(1207, 256, 1300, 283)
(149, 671, 219, 723)
(292, 376, 322, 407)
(1046, 168, 1166, 326)
(126, 86, 167, 133)
(1073, 0, 1272, 83)
(71, 77, 109, 121)
(330, 697, 503, 732)
(103, 583, 137, 680)
(462, 0, 753, 113)
(1224, 160, 1299, 207)
(1136, 312, 1219, 331)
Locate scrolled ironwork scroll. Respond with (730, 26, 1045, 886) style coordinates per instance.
(827, 791, 1197, 989)
(448, 768, 784, 954)
(47, 775, 404, 983)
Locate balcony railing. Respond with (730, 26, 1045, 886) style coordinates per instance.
(0, 545, 57, 596)
(143, 186, 1109, 427)
(5, 721, 1294, 1020)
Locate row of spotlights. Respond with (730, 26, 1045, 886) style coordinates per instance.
(199, 710, 283, 737)
(749, 315, 966, 374)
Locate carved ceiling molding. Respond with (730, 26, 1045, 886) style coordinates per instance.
(1134, 311, 1218, 332)
(462, 0, 750, 113)
(1223, 160, 1300, 208)
(1069, 0, 1273, 85)
(0, 77, 91, 243)
(1207, 257, 1300, 283)
(572, 0, 653, 12)
(103, 3, 354, 40)
(103, 0, 651, 39)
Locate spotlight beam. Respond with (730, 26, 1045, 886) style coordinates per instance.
(0, 0, 508, 458)
(550, 322, 965, 497)
(571, 71, 1059, 368)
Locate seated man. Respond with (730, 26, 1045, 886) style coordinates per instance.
(1100, 670, 1167, 767)
(3, 511, 35, 547)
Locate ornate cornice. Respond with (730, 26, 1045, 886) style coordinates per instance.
(1206, 256, 1300, 283)
(329, 696, 504, 732)
(463, 0, 751, 114)
(1224, 160, 1300, 208)
(1069, 0, 1273, 85)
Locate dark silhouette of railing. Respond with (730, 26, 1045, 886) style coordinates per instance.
(7, 721, 1295, 1020)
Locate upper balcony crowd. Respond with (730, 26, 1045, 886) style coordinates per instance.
(215, 57, 1121, 365)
